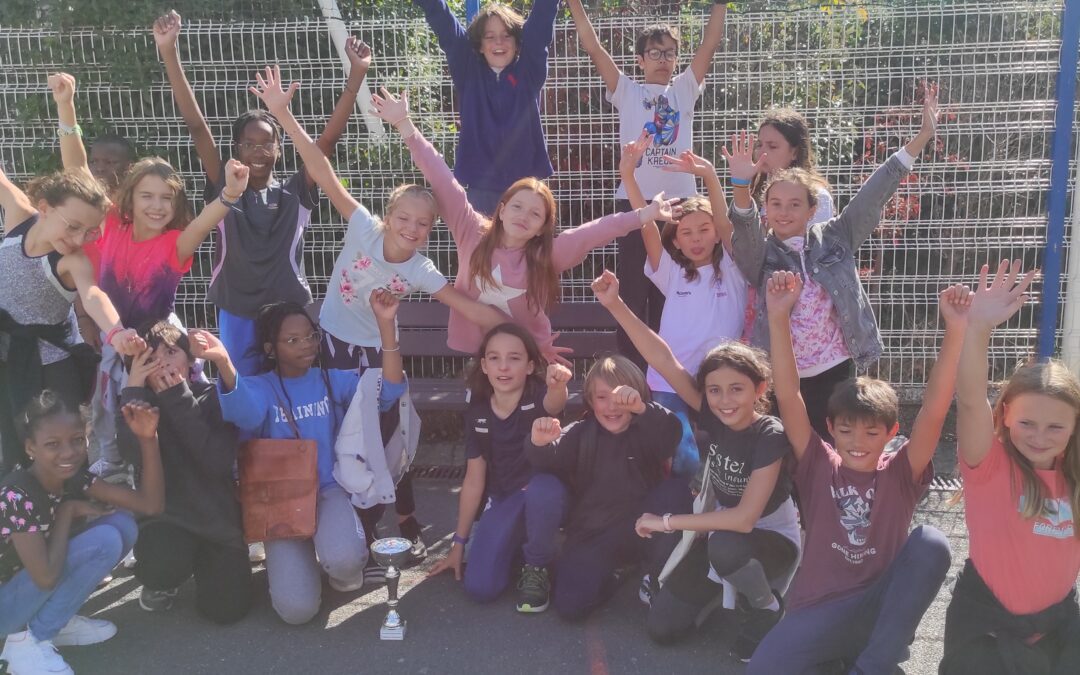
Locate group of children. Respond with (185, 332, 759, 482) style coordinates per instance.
(1, 3, 1078, 675)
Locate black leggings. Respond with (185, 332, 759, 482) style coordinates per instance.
(647, 528, 798, 644)
(612, 199, 665, 372)
(133, 521, 253, 624)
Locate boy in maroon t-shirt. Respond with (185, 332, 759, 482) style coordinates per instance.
(747, 271, 970, 674)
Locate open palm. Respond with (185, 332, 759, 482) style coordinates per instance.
(968, 260, 1036, 330)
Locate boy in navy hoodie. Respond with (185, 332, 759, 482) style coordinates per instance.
(412, 0, 560, 215)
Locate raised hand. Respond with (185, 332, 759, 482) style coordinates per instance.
(967, 260, 1037, 331)
(345, 37, 372, 72)
(152, 10, 182, 51)
(611, 385, 646, 414)
(127, 347, 162, 388)
(638, 192, 680, 225)
(938, 283, 974, 327)
(369, 87, 410, 127)
(148, 365, 184, 394)
(590, 269, 621, 308)
(531, 416, 562, 446)
(111, 329, 147, 357)
(47, 73, 77, 106)
(721, 131, 768, 182)
(662, 150, 716, 178)
(540, 341, 574, 370)
(188, 329, 229, 365)
(121, 400, 160, 440)
(249, 65, 299, 115)
(765, 270, 803, 316)
(222, 158, 250, 198)
(546, 363, 572, 389)
(619, 130, 650, 176)
(369, 288, 400, 324)
(918, 81, 941, 141)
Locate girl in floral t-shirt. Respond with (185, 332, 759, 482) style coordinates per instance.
(0, 390, 164, 675)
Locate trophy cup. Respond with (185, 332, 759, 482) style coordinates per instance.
(370, 537, 412, 640)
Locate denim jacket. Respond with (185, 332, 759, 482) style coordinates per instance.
(728, 152, 913, 369)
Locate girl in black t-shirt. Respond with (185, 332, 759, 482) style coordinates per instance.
(0, 390, 163, 675)
(593, 269, 800, 660)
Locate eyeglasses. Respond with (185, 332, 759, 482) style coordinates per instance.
(644, 48, 678, 62)
(280, 330, 322, 347)
(56, 211, 101, 243)
(237, 142, 277, 154)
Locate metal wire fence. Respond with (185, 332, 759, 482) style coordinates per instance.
(0, 1, 1072, 390)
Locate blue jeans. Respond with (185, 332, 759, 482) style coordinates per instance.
(747, 525, 951, 674)
(0, 511, 137, 639)
(218, 308, 261, 377)
(464, 473, 568, 603)
(651, 391, 701, 478)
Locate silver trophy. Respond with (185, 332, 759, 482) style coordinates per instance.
(370, 537, 412, 640)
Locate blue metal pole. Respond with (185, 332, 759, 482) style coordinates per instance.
(1038, 0, 1080, 359)
(466, 0, 481, 23)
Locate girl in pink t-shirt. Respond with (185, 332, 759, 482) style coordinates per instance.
(57, 78, 250, 477)
(944, 260, 1080, 674)
(370, 89, 676, 366)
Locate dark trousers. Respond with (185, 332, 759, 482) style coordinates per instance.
(647, 528, 799, 644)
(464, 473, 569, 603)
(613, 199, 665, 372)
(553, 478, 692, 621)
(770, 359, 854, 446)
(747, 525, 950, 674)
(1, 357, 87, 475)
(133, 521, 253, 625)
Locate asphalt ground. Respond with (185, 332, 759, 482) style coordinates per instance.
(49, 480, 965, 675)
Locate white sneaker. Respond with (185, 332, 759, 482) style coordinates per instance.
(328, 575, 365, 593)
(247, 542, 266, 564)
(0, 630, 74, 674)
(121, 550, 137, 570)
(52, 614, 117, 647)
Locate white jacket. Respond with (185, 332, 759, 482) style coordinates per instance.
(333, 368, 421, 509)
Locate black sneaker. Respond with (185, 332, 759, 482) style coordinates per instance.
(515, 564, 551, 613)
(731, 591, 784, 662)
(638, 574, 658, 607)
(139, 587, 178, 612)
(363, 559, 387, 586)
(398, 516, 428, 562)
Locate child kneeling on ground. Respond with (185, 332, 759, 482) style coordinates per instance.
(525, 354, 690, 620)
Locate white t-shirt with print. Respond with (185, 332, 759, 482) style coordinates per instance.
(608, 68, 705, 201)
(644, 249, 749, 393)
(319, 204, 448, 347)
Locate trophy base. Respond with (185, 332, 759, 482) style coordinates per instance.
(380, 621, 407, 641)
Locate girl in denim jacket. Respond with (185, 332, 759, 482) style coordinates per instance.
(724, 84, 939, 440)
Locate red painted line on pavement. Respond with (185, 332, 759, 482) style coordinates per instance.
(585, 621, 609, 675)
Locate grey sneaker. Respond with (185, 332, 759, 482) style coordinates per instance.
(139, 587, 178, 612)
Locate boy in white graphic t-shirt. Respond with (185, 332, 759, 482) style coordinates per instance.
(567, 0, 727, 370)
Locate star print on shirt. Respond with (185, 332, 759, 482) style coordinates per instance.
(475, 265, 525, 315)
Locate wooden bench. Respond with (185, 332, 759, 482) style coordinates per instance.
(396, 300, 618, 412)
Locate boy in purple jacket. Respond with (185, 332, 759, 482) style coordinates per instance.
(412, 0, 560, 215)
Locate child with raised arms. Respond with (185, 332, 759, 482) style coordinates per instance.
(0, 151, 144, 473)
(725, 85, 939, 441)
(747, 270, 968, 673)
(941, 260, 1080, 674)
(117, 321, 251, 623)
(411, 0, 560, 215)
(427, 323, 572, 613)
(195, 290, 407, 625)
(153, 9, 370, 375)
(370, 88, 677, 365)
(250, 61, 506, 560)
(592, 268, 795, 661)
(0, 392, 163, 675)
(619, 133, 748, 478)
(567, 0, 727, 370)
(49, 71, 250, 478)
(525, 347, 689, 620)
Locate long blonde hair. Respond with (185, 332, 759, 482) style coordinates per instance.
(995, 360, 1080, 534)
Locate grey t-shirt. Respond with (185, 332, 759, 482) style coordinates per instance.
(204, 168, 319, 318)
